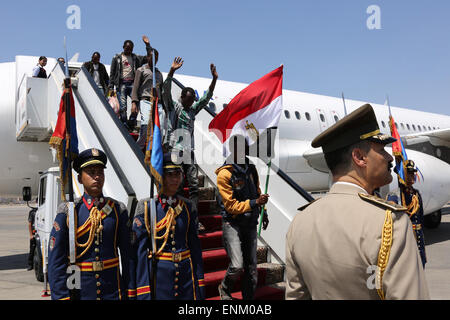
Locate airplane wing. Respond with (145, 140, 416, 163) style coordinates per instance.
(302, 147, 329, 173)
(402, 128, 450, 148)
(304, 128, 450, 172)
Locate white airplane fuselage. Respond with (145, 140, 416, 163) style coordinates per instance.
(1, 56, 449, 216)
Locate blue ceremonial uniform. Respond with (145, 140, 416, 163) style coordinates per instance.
(48, 194, 131, 300)
(129, 196, 205, 300)
(387, 187, 427, 268)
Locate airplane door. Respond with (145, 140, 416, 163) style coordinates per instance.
(316, 108, 329, 132)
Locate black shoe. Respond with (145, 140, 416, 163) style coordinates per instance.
(27, 266, 33, 271)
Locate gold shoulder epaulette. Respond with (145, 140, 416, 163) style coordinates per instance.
(358, 193, 407, 212)
(297, 199, 318, 211)
(376, 209, 394, 300)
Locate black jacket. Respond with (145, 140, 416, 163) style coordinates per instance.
(216, 160, 261, 226)
(108, 44, 152, 90)
(82, 61, 109, 94)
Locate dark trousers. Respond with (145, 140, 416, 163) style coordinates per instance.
(221, 221, 258, 300)
(175, 150, 199, 209)
(28, 237, 36, 268)
(137, 124, 148, 153)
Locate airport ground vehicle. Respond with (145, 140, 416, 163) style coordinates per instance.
(23, 168, 61, 282)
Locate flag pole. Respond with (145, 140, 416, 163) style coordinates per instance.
(386, 94, 392, 117)
(149, 47, 157, 300)
(258, 159, 271, 236)
(387, 95, 406, 198)
(63, 37, 79, 300)
(258, 129, 272, 236)
(341, 92, 348, 116)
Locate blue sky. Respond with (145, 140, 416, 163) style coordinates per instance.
(1, 0, 449, 116)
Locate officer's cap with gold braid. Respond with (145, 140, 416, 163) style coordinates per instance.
(73, 148, 107, 173)
(163, 152, 183, 173)
(311, 104, 396, 153)
(405, 159, 418, 173)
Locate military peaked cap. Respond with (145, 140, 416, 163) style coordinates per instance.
(73, 148, 107, 173)
(405, 160, 418, 172)
(311, 104, 396, 153)
(163, 152, 183, 173)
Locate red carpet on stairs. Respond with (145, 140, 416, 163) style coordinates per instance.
(199, 230, 223, 250)
(184, 176, 285, 300)
(202, 248, 229, 272)
(207, 286, 285, 300)
(203, 268, 268, 298)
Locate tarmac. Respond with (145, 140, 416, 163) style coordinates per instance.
(0, 204, 449, 300)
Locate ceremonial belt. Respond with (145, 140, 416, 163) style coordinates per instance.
(76, 257, 119, 272)
(154, 249, 190, 262)
(412, 224, 422, 231)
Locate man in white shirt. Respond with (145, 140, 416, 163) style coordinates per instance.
(82, 52, 109, 95)
(108, 36, 152, 130)
(32, 56, 47, 78)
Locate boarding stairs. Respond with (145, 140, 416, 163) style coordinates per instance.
(15, 56, 315, 300)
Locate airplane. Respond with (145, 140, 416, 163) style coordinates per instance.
(1, 55, 449, 228)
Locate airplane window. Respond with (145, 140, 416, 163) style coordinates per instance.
(412, 124, 416, 131)
(305, 112, 311, 121)
(423, 125, 426, 131)
(406, 124, 410, 130)
(208, 102, 216, 112)
(428, 126, 431, 130)
(334, 115, 339, 123)
(381, 121, 386, 128)
(400, 123, 405, 129)
(284, 110, 290, 119)
(395, 122, 398, 128)
(295, 111, 301, 120)
(319, 114, 325, 122)
(418, 125, 421, 131)
(433, 127, 436, 130)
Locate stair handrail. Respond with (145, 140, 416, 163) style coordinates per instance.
(170, 77, 314, 203)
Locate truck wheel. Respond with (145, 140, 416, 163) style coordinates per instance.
(424, 210, 441, 229)
(33, 247, 44, 282)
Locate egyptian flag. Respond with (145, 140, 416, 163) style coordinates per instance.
(145, 97, 163, 193)
(389, 115, 409, 185)
(49, 85, 79, 200)
(208, 66, 283, 157)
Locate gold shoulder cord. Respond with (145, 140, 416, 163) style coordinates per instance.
(145, 200, 184, 259)
(67, 206, 104, 259)
(401, 193, 419, 217)
(376, 209, 393, 300)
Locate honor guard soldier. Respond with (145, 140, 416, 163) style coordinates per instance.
(387, 160, 427, 268)
(285, 104, 430, 300)
(48, 148, 131, 300)
(129, 153, 205, 300)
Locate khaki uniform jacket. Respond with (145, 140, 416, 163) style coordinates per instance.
(285, 183, 430, 300)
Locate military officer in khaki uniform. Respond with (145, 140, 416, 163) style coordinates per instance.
(285, 104, 429, 300)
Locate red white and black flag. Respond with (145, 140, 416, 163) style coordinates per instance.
(49, 84, 79, 200)
(208, 66, 283, 157)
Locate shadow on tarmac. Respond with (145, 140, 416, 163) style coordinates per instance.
(0, 253, 28, 271)
(424, 211, 450, 246)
